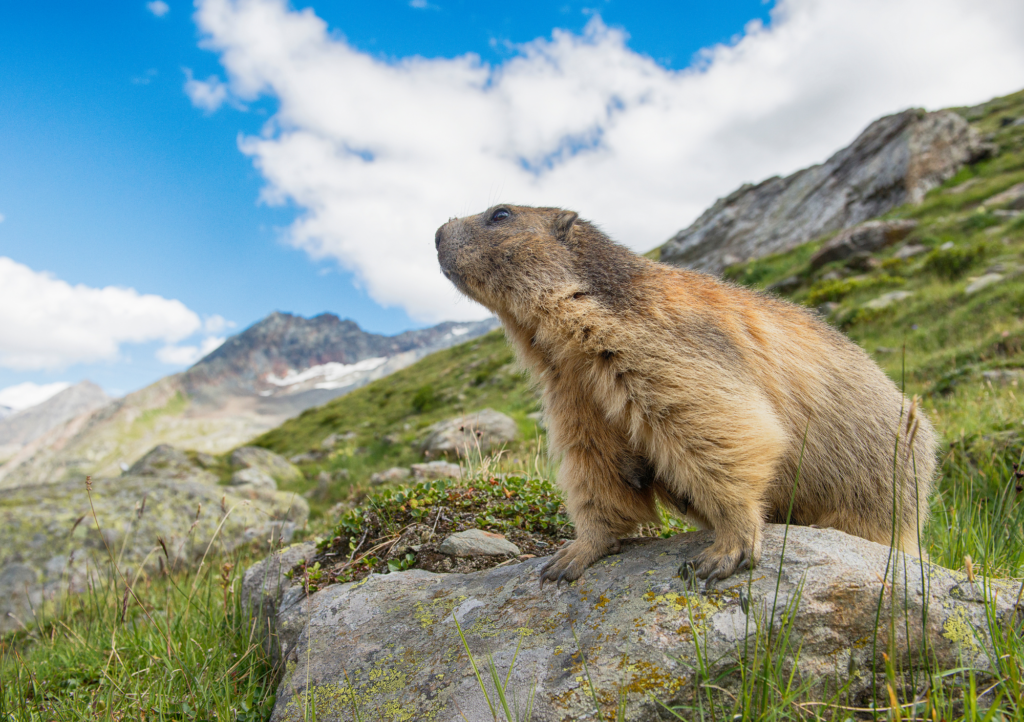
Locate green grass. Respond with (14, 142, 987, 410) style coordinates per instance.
(6, 87, 1024, 722)
(0, 495, 280, 720)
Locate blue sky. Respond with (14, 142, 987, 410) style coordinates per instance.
(0, 0, 772, 400)
(1, 0, 1022, 406)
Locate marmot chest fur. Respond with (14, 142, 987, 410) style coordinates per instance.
(435, 204, 936, 584)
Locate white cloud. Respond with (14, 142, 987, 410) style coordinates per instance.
(192, 0, 1024, 323)
(0, 213, 5, 223)
(147, 1, 170, 17)
(0, 382, 72, 413)
(0, 257, 202, 370)
(203, 314, 235, 334)
(157, 336, 226, 366)
(183, 68, 230, 112)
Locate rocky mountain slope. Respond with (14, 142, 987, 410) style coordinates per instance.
(659, 107, 992, 273)
(0, 381, 110, 464)
(0, 313, 498, 487)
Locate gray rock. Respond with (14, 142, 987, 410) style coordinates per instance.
(438, 529, 521, 557)
(241, 542, 317, 664)
(0, 563, 39, 632)
(231, 446, 303, 485)
(765, 275, 801, 294)
(981, 369, 1022, 384)
(661, 109, 979, 274)
(289, 450, 327, 465)
(410, 461, 462, 482)
(369, 466, 412, 486)
(863, 290, 913, 310)
(421, 409, 518, 457)
(266, 525, 1021, 722)
(810, 220, 918, 270)
(0, 474, 309, 634)
(128, 444, 218, 485)
(892, 243, 928, 260)
(230, 467, 278, 490)
(965, 273, 1004, 295)
(983, 182, 1024, 210)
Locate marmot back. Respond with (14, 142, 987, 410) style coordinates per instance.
(436, 204, 936, 585)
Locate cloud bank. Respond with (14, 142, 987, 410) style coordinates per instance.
(0, 257, 203, 370)
(192, 0, 1024, 322)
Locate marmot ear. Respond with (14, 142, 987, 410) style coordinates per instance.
(554, 211, 579, 245)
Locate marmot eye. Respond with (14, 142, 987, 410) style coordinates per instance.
(490, 208, 510, 222)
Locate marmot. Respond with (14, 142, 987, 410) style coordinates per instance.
(435, 205, 936, 585)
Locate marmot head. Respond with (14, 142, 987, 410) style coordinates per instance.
(435, 204, 644, 320)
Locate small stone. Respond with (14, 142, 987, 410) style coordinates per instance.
(892, 243, 928, 260)
(321, 433, 340, 449)
(964, 273, 1003, 295)
(983, 182, 1024, 211)
(411, 461, 462, 482)
(438, 529, 521, 557)
(939, 241, 955, 251)
(981, 369, 1021, 385)
(819, 270, 843, 282)
(863, 290, 912, 310)
(370, 467, 412, 486)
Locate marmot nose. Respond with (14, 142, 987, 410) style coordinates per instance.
(435, 228, 443, 250)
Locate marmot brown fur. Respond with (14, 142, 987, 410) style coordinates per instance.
(435, 205, 936, 585)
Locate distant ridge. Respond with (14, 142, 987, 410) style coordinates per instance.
(0, 381, 110, 463)
(0, 313, 498, 486)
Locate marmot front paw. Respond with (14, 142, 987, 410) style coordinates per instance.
(539, 537, 619, 588)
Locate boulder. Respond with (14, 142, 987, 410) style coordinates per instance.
(241, 542, 317, 664)
(230, 467, 278, 490)
(128, 444, 218, 484)
(661, 109, 977, 274)
(809, 220, 918, 270)
(421, 409, 518, 458)
(411, 461, 462, 482)
(0, 473, 308, 635)
(231, 446, 303, 485)
(438, 529, 521, 557)
(263, 525, 1021, 721)
(369, 466, 412, 486)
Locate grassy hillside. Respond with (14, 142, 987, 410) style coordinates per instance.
(8, 90, 1024, 721)
(722, 89, 1024, 442)
(249, 329, 544, 515)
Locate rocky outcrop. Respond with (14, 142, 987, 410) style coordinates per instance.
(0, 473, 308, 635)
(231, 446, 303, 485)
(250, 525, 1020, 722)
(129, 444, 218, 484)
(421, 409, 519, 458)
(660, 109, 987, 274)
(809, 219, 918, 269)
